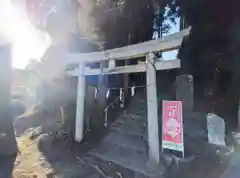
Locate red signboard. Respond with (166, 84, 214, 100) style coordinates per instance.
(162, 101, 184, 154)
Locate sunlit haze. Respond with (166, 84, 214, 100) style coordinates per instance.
(0, 1, 51, 69)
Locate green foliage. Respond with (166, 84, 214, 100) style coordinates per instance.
(27, 0, 240, 104)
(78, 0, 178, 49)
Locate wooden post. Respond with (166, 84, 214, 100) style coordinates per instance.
(75, 63, 86, 142)
(146, 53, 160, 164)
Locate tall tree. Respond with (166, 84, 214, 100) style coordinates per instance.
(26, 0, 240, 126)
(78, 0, 172, 49)
(0, 44, 18, 156)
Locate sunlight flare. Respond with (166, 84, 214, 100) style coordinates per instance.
(0, 0, 51, 69)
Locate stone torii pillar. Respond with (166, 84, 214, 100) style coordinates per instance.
(146, 53, 160, 164)
(75, 63, 86, 142)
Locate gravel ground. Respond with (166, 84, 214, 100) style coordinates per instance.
(12, 130, 140, 178)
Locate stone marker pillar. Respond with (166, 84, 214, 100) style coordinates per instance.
(176, 75, 194, 111)
(207, 113, 226, 146)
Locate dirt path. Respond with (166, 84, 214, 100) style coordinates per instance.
(13, 131, 137, 178)
(12, 109, 100, 178)
(14, 134, 55, 178)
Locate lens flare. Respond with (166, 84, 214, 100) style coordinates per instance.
(0, 0, 51, 69)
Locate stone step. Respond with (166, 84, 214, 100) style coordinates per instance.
(111, 117, 147, 140)
(127, 98, 146, 108)
(83, 154, 136, 178)
(132, 109, 147, 116)
(117, 113, 143, 122)
(111, 127, 148, 141)
(90, 142, 164, 177)
(128, 101, 147, 110)
(103, 131, 148, 152)
(112, 113, 146, 127)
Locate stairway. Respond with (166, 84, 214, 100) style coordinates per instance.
(88, 90, 165, 177)
(84, 86, 225, 178)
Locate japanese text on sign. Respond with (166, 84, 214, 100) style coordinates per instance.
(162, 101, 184, 154)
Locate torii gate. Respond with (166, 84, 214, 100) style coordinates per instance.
(64, 27, 190, 165)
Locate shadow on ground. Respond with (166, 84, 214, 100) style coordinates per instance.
(165, 152, 228, 178)
(0, 154, 17, 178)
(37, 134, 97, 177)
(37, 133, 232, 178)
(36, 128, 138, 178)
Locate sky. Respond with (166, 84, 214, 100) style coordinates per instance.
(0, 0, 50, 69)
(0, 0, 179, 69)
(162, 18, 180, 60)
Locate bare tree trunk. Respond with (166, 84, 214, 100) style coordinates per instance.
(0, 44, 18, 156)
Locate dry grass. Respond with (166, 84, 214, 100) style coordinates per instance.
(14, 133, 53, 178)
